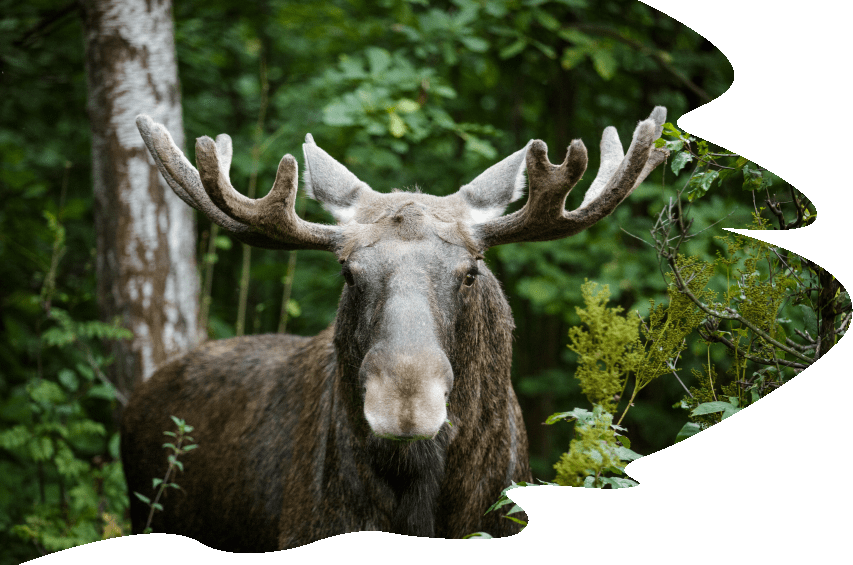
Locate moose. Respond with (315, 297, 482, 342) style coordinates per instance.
(121, 106, 668, 551)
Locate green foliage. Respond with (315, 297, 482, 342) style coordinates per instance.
(0, 211, 130, 562)
(464, 479, 559, 536)
(549, 406, 640, 488)
(636, 254, 715, 392)
(566, 281, 642, 413)
(134, 417, 198, 534)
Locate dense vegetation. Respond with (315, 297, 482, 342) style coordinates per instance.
(1, 0, 845, 561)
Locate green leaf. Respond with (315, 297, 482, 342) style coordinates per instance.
(670, 152, 692, 175)
(28, 380, 66, 404)
(532, 40, 556, 59)
(613, 445, 642, 462)
(365, 47, 391, 75)
(558, 28, 592, 45)
(688, 169, 719, 196)
(460, 36, 489, 53)
(560, 46, 586, 70)
(691, 400, 736, 416)
(58, 368, 79, 392)
(152, 478, 163, 489)
(41, 326, 75, 347)
(662, 122, 681, 138)
(395, 98, 420, 113)
(464, 532, 493, 539)
(675, 421, 702, 442)
(432, 85, 457, 98)
(599, 476, 639, 489)
(499, 39, 526, 60)
(214, 236, 232, 250)
(503, 515, 528, 526)
(76, 362, 95, 381)
(545, 407, 592, 425)
(534, 10, 562, 31)
(134, 492, 151, 505)
(87, 383, 116, 401)
(798, 304, 818, 337)
(322, 101, 357, 127)
(590, 49, 617, 80)
(285, 299, 301, 318)
(109, 432, 121, 459)
(464, 135, 497, 160)
(388, 112, 406, 138)
(505, 504, 524, 516)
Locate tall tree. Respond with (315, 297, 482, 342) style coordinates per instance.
(81, 0, 200, 397)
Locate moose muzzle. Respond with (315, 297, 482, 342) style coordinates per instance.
(362, 346, 453, 440)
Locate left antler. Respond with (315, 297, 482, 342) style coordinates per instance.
(476, 106, 668, 247)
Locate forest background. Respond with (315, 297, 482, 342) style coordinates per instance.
(1, 0, 851, 562)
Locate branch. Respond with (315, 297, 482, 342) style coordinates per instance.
(701, 326, 809, 370)
(12, 2, 80, 48)
(567, 23, 712, 103)
(667, 255, 814, 364)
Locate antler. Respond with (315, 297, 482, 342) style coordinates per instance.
(476, 106, 668, 247)
(135, 115, 338, 251)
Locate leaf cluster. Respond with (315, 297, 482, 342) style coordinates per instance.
(133, 416, 198, 534)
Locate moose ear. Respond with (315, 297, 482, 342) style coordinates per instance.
(302, 134, 375, 224)
(456, 140, 532, 224)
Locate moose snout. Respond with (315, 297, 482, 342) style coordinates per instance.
(362, 348, 453, 441)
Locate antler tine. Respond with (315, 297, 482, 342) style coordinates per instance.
(567, 105, 668, 224)
(477, 106, 668, 248)
(194, 137, 338, 251)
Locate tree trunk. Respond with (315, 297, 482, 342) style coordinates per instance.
(82, 0, 200, 398)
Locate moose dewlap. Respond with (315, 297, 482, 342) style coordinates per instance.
(121, 107, 668, 551)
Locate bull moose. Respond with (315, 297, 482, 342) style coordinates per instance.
(121, 106, 668, 550)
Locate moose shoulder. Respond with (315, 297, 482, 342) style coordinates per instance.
(121, 107, 668, 551)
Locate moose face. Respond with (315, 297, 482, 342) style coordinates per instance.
(334, 198, 487, 440)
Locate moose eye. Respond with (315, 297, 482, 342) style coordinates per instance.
(463, 271, 477, 287)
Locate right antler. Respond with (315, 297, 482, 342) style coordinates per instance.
(476, 106, 668, 248)
(136, 115, 338, 251)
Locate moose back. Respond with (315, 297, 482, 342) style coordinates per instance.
(121, 107, 668, 551)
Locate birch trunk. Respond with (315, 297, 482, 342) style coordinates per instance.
(82, 0, 200, 397)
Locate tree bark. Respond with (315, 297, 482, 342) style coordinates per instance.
(82, 0, 200, 398)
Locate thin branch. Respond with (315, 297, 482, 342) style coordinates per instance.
(12, 2, 79, 48)
(567, 23, 712, 103)
(794, 328, 816, 344)
(619, 227, 655, 249)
